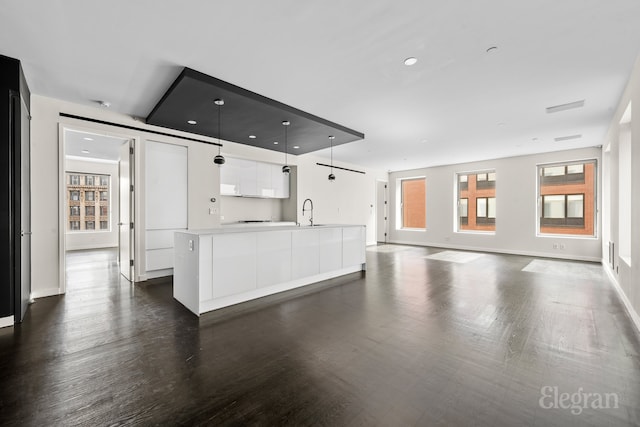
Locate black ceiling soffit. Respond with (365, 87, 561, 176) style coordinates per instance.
(146, 68, 364, 155)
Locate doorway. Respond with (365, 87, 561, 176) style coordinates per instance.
(60, 128, 135, 293)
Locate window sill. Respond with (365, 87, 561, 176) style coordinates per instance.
(399, 228, 426, 232)
(536, 233, 597, 240)
(455, 230, 495, 236)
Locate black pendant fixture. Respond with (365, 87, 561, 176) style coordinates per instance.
(328, 135, 336, 181)
(282, 120, 291, 174)
(213, 98, 226, 165)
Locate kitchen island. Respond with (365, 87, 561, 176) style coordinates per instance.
(173, 224, 366, 315)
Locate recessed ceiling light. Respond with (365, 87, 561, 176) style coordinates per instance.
(273, 141, 279, 145)
(497, 122, 506, 127)
(81, 149, 90, 154)
(546, 100, 585, 114)
(187, 120, 197, 125)
(404, 57, 418, 66)
(532, 137, 539, 142)
(293, 146, 300, 149)
(249, 135, 256, 139)
(421, 139, 427, 143)
(83, 137, 94, 141)
(486, 46, 498, 53)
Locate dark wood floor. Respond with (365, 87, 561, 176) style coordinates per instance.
(1, 246, 639, 426)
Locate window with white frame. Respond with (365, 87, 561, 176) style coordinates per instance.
(538, 160, 595, 236)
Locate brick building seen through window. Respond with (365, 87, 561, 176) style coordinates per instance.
(458, 171, 496, 232)
(67, 173, 110, 232)
(401, 178, 426, 229)
(538, 161, 595, 236)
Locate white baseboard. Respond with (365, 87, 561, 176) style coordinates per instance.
(0, 316, 14, 328)
(603, 262, 640, 334)
(387, 240, 601, 262)
(32, 287, 63, 299)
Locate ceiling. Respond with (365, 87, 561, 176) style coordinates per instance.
(64, 129, 128, 161)
(146, 68, 364, 155)
(2, 1, 640, 172)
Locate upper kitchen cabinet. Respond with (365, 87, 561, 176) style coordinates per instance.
(220, 157, 289, 198)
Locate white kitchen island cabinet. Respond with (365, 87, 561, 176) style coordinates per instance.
(174, 225, 366, 316)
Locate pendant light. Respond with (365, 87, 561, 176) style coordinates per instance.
(328, 135, 336, 181)
(282, 120, 291, 174)
(213, 98, 226, 165)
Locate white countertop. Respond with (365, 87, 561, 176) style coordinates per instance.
(177, 224, 365, 236)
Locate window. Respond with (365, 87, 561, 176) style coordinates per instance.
(459, 198, 468, 225)
(100, 221, 109, 230)
(476, 197, 496, 224)
(541, 194, 584, 227)
(459, 175, 468, 191)
(66, 172, 111, 232)
(400, 178, 426, 229)
(457, 171, 496, 231)
(538, 161, 595, 236)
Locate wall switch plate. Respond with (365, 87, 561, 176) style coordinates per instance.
(209, 207, 218, 215)
(188, 240, 194, 251)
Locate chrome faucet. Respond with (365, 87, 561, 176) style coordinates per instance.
(302, 198, 314, 226)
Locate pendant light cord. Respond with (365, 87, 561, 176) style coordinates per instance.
(217, 102, 222, 154)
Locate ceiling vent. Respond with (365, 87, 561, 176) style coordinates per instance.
(554, 134, 582, 142)
(546, 100, 585, 114)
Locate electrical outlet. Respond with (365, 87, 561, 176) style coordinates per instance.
(560, 243, 565, 249)
(209, 207, 218, 215)
(553, 243, 559, 249)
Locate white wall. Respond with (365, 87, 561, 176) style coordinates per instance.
(64, 158, 119, 250)
(388, 147, 602, 261)
(601, 55, 640, 331)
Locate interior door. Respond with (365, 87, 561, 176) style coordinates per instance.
(376, 181, 388, 243)
(118, 140, 134, 281)
(18, 94, 31, 321)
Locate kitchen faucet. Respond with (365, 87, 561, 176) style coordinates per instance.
(302, 198, 314, 226)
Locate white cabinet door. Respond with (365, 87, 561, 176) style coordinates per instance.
(256, 162, 274, 197)
(292, 229, 320, 279)
(319, 227, 342, 273)
(272, 164, 290, 198)
(256, 231, 292, 288)
(237, 158, 257, 196)
(343, 227, 365, 267)
(220, 161, 241, 196)
(211, 233, 257, 298)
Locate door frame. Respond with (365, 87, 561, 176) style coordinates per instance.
(376, 179, 389, 243)
(58, 124, 138, 293)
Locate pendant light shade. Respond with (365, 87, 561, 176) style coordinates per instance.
(213, 98, 226, 165)
(282, 120, 290, 174)
(328, 135, 335, 181)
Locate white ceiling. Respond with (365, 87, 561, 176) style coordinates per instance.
(65, 129, 127, 161)
(2, 1, 639, 171)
